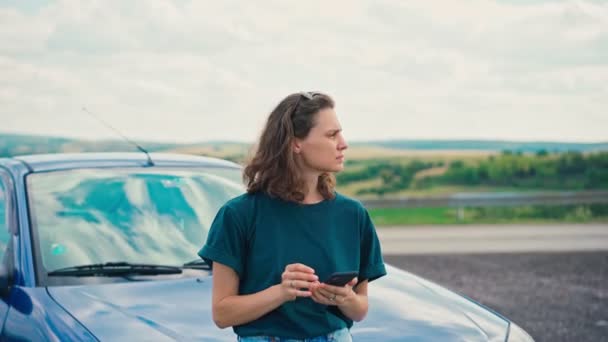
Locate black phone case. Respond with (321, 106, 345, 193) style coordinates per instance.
(324, 271, 358, 286)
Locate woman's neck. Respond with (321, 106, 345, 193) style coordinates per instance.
(301, 191, 324, 204)
(300, 171, 323, 204)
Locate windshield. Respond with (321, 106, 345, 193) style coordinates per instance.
(27, 167, 244, 273)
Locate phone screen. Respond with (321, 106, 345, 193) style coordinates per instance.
(324, 271, 358, 286)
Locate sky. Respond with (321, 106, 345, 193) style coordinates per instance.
(1, 0, 607, 143)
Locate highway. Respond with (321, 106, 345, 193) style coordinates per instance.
(378, 223, 608, 254)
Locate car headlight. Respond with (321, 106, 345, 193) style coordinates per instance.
(507, 322, 535, 342)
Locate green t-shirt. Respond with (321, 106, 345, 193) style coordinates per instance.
(198, 191, 387, 339)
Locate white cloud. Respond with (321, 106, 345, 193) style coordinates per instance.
(0, 0, 606, 143)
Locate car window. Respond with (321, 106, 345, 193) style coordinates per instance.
(27, 167, 244, 272)
(0, 176, 9, 255)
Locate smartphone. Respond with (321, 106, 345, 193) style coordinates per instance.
(323, 271, 358, 286)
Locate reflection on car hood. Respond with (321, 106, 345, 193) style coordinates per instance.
(356, 265, 509, 341)
(47, 265, 508, 341)
(47, 275, 235, 341)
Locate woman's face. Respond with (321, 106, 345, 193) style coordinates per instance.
(294, 107, 348, 174)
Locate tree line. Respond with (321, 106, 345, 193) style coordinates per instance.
(337, 151, 608, 196)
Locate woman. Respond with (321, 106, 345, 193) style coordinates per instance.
(198, 92, 386, 341)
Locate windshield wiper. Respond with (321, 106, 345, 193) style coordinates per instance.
(47, 262, 183, 277)
(182, 258, 211, 270)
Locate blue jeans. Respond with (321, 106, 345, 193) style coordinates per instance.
(237, 327, 352, 342)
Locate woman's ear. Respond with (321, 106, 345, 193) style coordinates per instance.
(292, 139, 302, 154)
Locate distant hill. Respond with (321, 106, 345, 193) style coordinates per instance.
(1, 133, 606, 159)
(0, 133, 73, 157)
(0, 133, 252, 161)
(356, 140, 608, 153)
(0, 133, 181, 158)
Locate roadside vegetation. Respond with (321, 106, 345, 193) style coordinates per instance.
(336, 150, 608, 197)
(369, 204, 608, 226)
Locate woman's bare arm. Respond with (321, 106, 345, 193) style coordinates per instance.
(211, 262, 318, 328)
(336, 280, 369, 321)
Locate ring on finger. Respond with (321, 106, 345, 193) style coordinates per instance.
(290, 280, 294, 288)
(330, 294, 337, 301)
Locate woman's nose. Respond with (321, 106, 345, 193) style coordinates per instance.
(338, 135, 348, 150)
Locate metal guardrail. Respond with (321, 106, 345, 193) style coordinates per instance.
(360, 191, 608, 209)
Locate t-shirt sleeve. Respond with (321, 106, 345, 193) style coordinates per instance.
(359, 206, 387, 283)
(197, 204, 247, 277)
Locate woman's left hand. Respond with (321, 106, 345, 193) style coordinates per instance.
(311, 278, 358, 306)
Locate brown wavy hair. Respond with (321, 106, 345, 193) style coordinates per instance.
(244, 92, 337, 202)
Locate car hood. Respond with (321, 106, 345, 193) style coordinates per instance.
(47, 265, 508, 341)
(47, 272, 234, 341)
(355, 265, 509, 341)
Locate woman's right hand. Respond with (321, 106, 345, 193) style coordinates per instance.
(280, 263, 319, 302)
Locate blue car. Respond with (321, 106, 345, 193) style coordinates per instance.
(0, 152, 534, 341)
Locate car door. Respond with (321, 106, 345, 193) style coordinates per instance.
(0, 170, 12, 332)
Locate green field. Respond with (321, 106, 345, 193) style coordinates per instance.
(369, 204, 608, 226)
(370, 207, 460, 225)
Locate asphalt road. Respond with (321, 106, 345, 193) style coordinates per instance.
(377, 223, 608, 255)
(384, 251, 608, 342)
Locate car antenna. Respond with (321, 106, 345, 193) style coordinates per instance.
(82, 107, 154, 166)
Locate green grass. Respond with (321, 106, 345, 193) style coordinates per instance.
(370, 207, 460, 225)
(369, 204, 608, 226)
